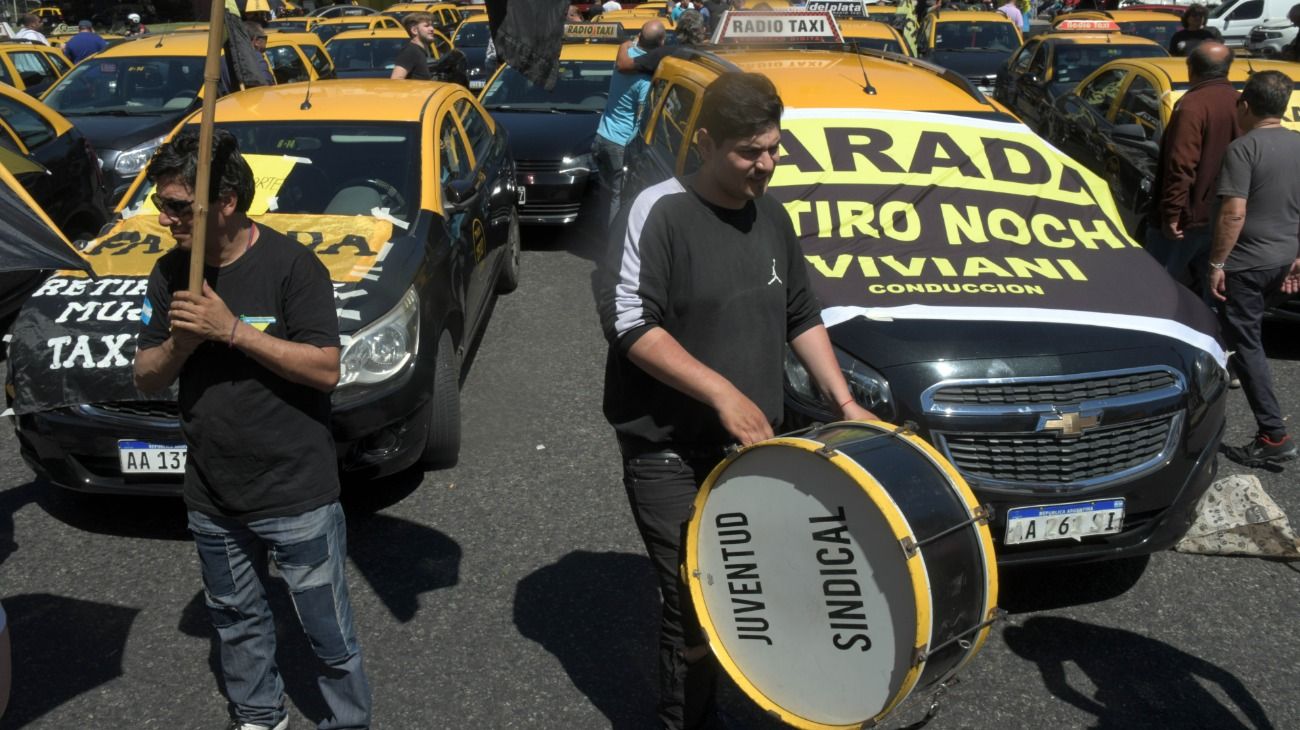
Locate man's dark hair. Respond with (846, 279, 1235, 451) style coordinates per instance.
(697, 71, 783, 144)
(1187, 43, 1232, 79)
(676, 9, 709, 46)
(402, 11, 431, 34)
(1241, 70, 1292, 118)
(146, 128, 255, 212)
(1182, 3, 1208, 26)
(19, 13, 38, 28)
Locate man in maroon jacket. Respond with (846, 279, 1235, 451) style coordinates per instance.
(1145, 42, 1240, 292)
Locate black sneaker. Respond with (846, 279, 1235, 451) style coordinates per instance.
(1222, 434, 1298, 467)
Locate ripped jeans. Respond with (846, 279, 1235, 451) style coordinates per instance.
(189, 502, 371, 729)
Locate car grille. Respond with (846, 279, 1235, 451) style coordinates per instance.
(520, 201, 582, 220)
(81, 401, 179, 421)
(937, 414, 1177, 485)
(515, 159, 563, 173)
(929, 370, 1177, 406)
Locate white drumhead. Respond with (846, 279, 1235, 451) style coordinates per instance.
(690, 442, 927, 727)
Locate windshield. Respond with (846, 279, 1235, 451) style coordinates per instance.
(44, 56, 205, 116)
(454, 22, 490, 47)
(1051, 44, 1165, 87)
(327, 37, 408, 70)
(1117, 20, 1178, 47)
(124, 122, 422, 224)
(934, 21, 1020, 51)
(848, 37, 906, 54)
(315, 22, 369, 42)
(482, 60, 613, 113)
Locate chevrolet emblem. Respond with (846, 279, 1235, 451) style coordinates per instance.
(1041, 411, 1100, 438)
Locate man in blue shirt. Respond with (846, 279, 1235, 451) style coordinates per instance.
(63, 20, 107, 63)
(594, 21, 665, 226)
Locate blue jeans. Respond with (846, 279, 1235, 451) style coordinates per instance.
(189, 502, 371, 730)
(593, 134, 627, 229)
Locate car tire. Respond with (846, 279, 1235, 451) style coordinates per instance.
(419, 330, 461, 469)
(495, 207, 521, 294)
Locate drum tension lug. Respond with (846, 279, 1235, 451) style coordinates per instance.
(815, 445, 838, 459)
(973, 504, 991, 524)
(899, 536, 918, 557)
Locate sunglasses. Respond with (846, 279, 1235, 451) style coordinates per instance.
(151, 193, 195, 218)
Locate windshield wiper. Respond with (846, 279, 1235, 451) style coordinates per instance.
(484, 104, 562, 114)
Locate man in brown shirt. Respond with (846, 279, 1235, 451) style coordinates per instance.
(1144, 42, 1240, 291)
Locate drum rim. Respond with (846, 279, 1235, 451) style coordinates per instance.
(684, 421, 933, 730)
(887, 422, 1001, 677)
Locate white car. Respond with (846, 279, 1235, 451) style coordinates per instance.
(1246, 17, 1298, 55)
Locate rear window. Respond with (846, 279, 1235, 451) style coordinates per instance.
(1050, 43, 1166, 87)
(316, 22, 369, 42)
(847, 37, 906, 55)
(934, 21, 1020, 51)
(326, 37, 408, 71)
(1117, 20, 1178, 48)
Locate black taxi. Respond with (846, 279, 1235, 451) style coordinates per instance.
(7, 80, 521, 493)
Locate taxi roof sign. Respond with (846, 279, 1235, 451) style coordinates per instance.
(1054, 18, 1121, 31)
(805, 0, 867, 17)
(711, 10, 843, 44)
(564, 22, 623, 41)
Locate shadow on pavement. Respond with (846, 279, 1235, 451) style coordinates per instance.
(1004, 616, 1274, 730)
(999, 555, 1151, 614)
(3, 593, 140, 729)
(0, 479, 189, 549)
(346, 510, 461, 623)
(514, 550, 659, 729)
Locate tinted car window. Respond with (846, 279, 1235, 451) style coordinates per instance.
(266, 46, 310, 83)
(327, 37, 408, 70)
(1079, 68, 1126, 115)
(1117, 20, 1179, 47)
(847, 37, 906, 54)
(1052, 44, 1163, 88)
(316, 22, 369, 42)
(1117, 74, 1160, 135)
(933, 22, 1019, 51)
(0, 59, 13, 86)
(440, 112, 471, 183)
(1011, 40, 1038, 72)
(11, 51, 55, 86)
(44, 50, 69, 76)
(0, 95, 56, 148)
(432, 32, 453, 58)
(652, 84, 696, 169)
(454, 22, 490, 47)
(45, 56, 205, 115)
(482, 60, 613, 112)
(302, 44, 333, 77)
(455, 98, 493, 165)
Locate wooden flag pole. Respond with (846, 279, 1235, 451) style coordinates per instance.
(187, 0, 229, 293)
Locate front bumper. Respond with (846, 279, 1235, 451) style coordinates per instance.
(516, 169, 592, 226)
(14, 356, 436, 496)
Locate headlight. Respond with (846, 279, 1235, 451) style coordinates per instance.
(784, 345, 896, 421)
(114, 135, 167, 176)
(338, 286, 419, 388)
(558, 152, 593, 175)
(1192, 349, 1227, 405)
(468, 66, 483, 76)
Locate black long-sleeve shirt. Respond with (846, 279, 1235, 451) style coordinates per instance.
(599, 177, 822, 449)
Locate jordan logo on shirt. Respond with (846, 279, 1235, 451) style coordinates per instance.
(768, 259, 782, 286)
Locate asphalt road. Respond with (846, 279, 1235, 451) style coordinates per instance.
(2, 214, 1299, 730)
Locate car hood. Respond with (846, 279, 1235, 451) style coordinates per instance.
(927, 49, 1013, 78)
(63, 111, 190, 153)
(490, 109, 600, 162)
(5, 210, 432, 415)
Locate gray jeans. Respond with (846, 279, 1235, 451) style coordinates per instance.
(593, 134, 627, 228)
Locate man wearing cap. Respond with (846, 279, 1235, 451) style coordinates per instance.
(63, 20, 107, 63)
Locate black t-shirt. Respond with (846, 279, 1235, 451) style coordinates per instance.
(599, 177, 822, 449)
(393, 41, 432, 80)
(1168, 27, 1222, 56)
(137, 226, 342, 521)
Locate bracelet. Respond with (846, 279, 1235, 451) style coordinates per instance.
(837, 397, 855, 410)
(228, 318, 240, 348)
(1209, 261, 1226, 270)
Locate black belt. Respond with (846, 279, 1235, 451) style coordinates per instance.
(622, 444, 729, 462)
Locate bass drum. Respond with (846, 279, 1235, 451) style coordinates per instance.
(685, 421, 998, 729)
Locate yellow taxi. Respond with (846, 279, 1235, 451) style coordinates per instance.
(0, 39, 70, 96)
(1045, 57, 1300, 231)
(993, 18, 1166, 133)
(10, 79, 522, 491)
(264, 30, 336, 83)
(601, 11, 677, 41)
(326, 26, 461, 82)
(313, 14, 401, 43)
(1054, 9, 1182, 50)
(479, 35, 619, 224)
(265, 16, 321, 33)
(917, 10, 1023, 94)
(39, 31, 330, 204)
(840, 17, 913, 55)
(450, 14, 493, 88)
(622, 10, 1231, 592)
(382, 2, 463, 32)
(33, 6, 63, 26)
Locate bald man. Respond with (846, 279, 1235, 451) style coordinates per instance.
(1145, 42, 1241, 295)
(593, 20, 666, 226)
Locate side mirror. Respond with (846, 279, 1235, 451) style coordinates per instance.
(1112, 123, 1159, 156)
(444, 178, 476, 208)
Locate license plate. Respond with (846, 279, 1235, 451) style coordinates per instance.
(469, 79, 484, 90)
(118, 440, 187, 474)
(1004, 499, 1125, 545)
(517, 186, 527, 205)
